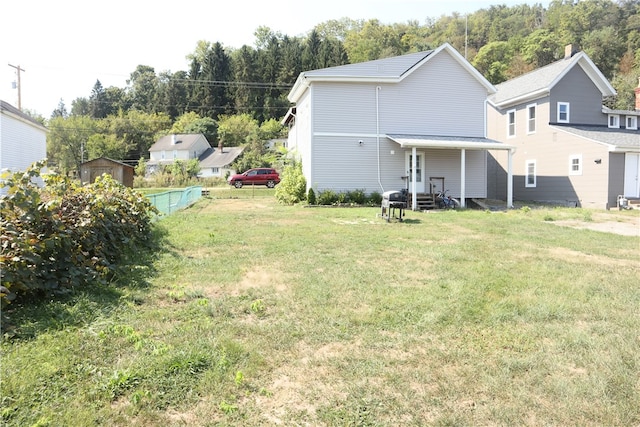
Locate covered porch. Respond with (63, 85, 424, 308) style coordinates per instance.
(387, 134, 516, 210)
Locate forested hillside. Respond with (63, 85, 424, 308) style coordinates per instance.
(46, 0, 639, 173)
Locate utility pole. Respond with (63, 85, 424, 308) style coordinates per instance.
(8, 63, 25, 110)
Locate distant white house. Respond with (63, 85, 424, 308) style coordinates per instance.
(0, 100, 48, 191)
(147, 133, 243, 178)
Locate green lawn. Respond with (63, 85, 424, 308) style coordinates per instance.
(2, 197, 639, 426)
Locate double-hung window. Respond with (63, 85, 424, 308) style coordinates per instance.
(527, 104, 536, 134)
(507, 109, 516, 138)
(608, 114, 620, 128)
(525, 160, 536, 188)
(557, 102, 570, 123)
(626, 116, 637, 130)
(569, 155, 582, 175)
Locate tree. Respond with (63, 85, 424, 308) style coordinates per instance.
(89, 80, 108, 118)
(47, 115, 98, 174)
(217, 113, 260, 147)
(86, 132, 131, 161)
(127, 65, 159, 113)
(51, 99, 68, 119)
(472, 41, 513, 84)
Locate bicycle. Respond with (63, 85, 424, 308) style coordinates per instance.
(435, 189, 460, 209)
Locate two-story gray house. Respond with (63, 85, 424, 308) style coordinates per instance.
(486, 46, 640, 209)
(283, 43, 515, 210)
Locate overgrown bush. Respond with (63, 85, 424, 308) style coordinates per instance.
(0, 162, 159, 309)
(368, 191, 382, 206)
(275, 161, 306, 205)
(307, 188, 316, 205)
(317, 190, 338, 205)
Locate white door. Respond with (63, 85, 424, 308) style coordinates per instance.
(624, 153, 640, 198)
(405, 152, 426, 193)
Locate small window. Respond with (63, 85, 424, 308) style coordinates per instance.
(173, 150, 178, 159)
(557, 102, 570, 123)
(608, 114, 620, 128)
(161, 150, 166, 160)
(212, 167, 219, 174)
(527, 104, 536, 134)
(526, 160, 536, 188)
(626, 116, 638, 130)
(569, 155, 582, 175)
(507, 109, 516, 137)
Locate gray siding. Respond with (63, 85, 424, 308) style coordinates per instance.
(608, 153, 625, 208)
(312, 52, 488, 137)
(550, 66, 606, 125)
(424, 149, 487, 198)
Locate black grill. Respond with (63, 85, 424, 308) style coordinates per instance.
(381, 190, 407, 222)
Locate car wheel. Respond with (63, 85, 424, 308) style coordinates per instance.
(266, 180, 275, 188)
(234, 181, 243, 188)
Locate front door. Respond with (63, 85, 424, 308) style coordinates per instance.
(405, 152, 425, 193)
(624, 153, 640, 197)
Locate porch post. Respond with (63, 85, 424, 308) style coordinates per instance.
(411, 146, 417, 211)
(507, 148, 514, 208)
(460, 149, 466, 208)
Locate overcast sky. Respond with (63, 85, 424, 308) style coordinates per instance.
(1, 0, 544, 117)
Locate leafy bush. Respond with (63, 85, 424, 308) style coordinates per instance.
(0, 162, 159, 309)
(347, 189, 366, 205)
(307, 188, 316, 205)
(368, 191, 382, 206)
(317, 190, 338, 205)
(275, 161, 306, 205)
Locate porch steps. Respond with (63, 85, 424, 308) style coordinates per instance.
(407, 193, 437, 210)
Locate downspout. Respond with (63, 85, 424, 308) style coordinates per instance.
(460, 148, 466, 207)
(507, 148, 514, 208)
(376, 86, 384, 193)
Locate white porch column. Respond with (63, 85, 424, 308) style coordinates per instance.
(460, 149, 466, 208)
(411, 146, 417, 210)
(507, 149, 514, 208)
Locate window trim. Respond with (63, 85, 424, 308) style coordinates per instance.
(608, 114, 620, 129)
(569, 154, 582, 176)
(626, 116, 638, 130)
(557, 102, 570, 123)
(507, 109, 516, 138)
(525, 160, 536, 188)
(527, 103, 536, 134)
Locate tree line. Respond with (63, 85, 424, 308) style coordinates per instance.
(45, 0, 639, 174)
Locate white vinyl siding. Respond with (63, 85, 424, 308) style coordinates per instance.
(527, 103, 536, 134)
(525, 160, 536, 187)
(569, 154, 582, 175)
(0, 110, 47, 173)
(557, 102, 570, 123)
(507, 109, 516, 138)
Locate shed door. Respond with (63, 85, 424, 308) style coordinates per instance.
(624, 153, 640, 198)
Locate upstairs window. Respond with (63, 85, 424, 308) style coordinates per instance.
(527, 104, 536, 134)
(173, 150, 178, 159)
(161, 150, 166, 160)
(557, 102, 570, 123)
(569, 155, 582, 175)
(608, 114, 620, 128)
(507, 109, 516, 137)
(626, 116, 638, 130)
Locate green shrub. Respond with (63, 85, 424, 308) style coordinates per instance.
(275, 161, 306, 205)
(317, 190, 338, 205)
(347, 189, 366, 205)
(367, 191, 382, 206)
(0, 162, 159, 309)
(307, 188, 316, 205)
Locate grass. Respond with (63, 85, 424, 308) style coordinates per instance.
(2, 196, 639, 426)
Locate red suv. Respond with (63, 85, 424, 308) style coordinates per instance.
(228, 168, 280, 188)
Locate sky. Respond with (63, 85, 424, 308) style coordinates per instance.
(1, 0, 544, 117)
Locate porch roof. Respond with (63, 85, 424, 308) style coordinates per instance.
(387, 134, 515, 151)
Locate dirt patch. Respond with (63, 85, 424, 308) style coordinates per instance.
(552, 218, 639, 237)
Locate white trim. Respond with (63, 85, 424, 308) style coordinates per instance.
(625, 115, 637, 130)
(608, 114, 620, 129)
(507, 109, 516, 138)
(569, 154, 582, 175)
(557, 102, 570, 123)
(526, 103, 537, 134)
(525, 160, 536, 188)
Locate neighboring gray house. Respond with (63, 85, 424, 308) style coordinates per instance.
(283, 43, 515, 209)
(487, 46, 640, 209)
(0, 100, 47, 188)
(197, 141, 243, 179)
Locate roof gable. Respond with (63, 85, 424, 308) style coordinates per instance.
(287, 43, 495, 103)
(490, 52, 616, 107)
(198, 146, 244, 168)
(0, 100, 48, 132)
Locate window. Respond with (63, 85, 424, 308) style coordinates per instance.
(557, 102, 570, 123)
(527, 104, 536, 134)
(173, 150, 178, 159)
(212, 167, 219, 174)
(626, 116, 638, 130)
(526, 160, 536, 188)
(507, 109, 516, 137)
(608, 114, 620, 128)
(569, 155, 582, 175)
(161, 150, 166, 160)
